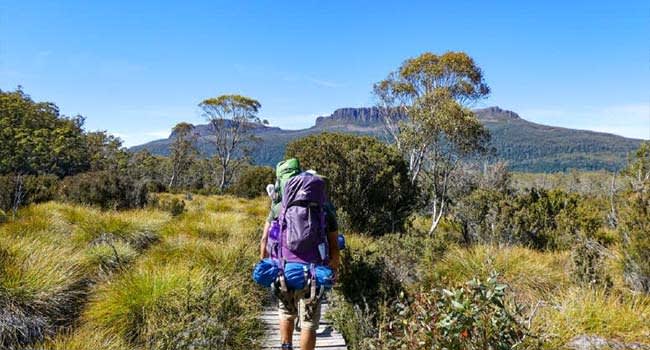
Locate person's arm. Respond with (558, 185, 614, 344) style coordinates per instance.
(327, 230, 340, 272)
(260, 221, 270, 260)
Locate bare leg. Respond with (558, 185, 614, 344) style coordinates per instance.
(300, 329, 316, 350)
(280, 318, 294, 346)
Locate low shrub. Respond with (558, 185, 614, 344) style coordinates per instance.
(0, 174, 60, 212)
(571, 239, 613, 289)
(371, 273, 536, 350)
(60, 171, 148, 210)
(152, 196, 186, 216)
(229, 165, 275, 199)
(617, 141, 650, 293)
(422, 245, 570, 302)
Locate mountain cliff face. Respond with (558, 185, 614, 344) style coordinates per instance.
(130, 107, 644, 172)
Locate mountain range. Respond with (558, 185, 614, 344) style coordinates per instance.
(130, 106, 644, 172)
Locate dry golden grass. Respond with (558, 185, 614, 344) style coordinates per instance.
(18, 194, 269, 349)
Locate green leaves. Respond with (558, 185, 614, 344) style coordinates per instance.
(285, 132, 415, 235)
(374, 272, 531, 350)
(0, 89, 90, 177)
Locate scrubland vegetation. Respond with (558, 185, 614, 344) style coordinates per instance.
(2, 52, 649, 349)
(1, 195, 267, 350)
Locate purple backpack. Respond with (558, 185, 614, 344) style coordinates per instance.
(267, 172, 329, 265)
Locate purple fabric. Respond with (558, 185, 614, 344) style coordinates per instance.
(267, 220, 281, 259)
(279, 173, 328, 264)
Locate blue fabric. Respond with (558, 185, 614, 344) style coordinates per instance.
(254, 259, 335, 290)
(284, 262, 308, 289)
(284, 262, 334, 290)
(252, 258, 279, 288)
(314, 265, 335, 288)
(337, 234, 346, 250)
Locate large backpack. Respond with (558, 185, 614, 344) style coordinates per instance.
(278, 172, 329, 264)
(268, 172, 329, 264)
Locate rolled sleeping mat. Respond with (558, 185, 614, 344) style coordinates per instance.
(252, 258, 279, 288)
(284, 263, 335, 290)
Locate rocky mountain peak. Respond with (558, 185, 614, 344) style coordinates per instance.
(474, 106, 521, 122)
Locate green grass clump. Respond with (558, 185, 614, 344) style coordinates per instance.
(0, 201, 171, 348)
(33, 194, 268, 349)
(423, 245, 571, 301)
(538, 288, 650, 347)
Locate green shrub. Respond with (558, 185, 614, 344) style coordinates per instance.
(285, 132, 416, 235)
(619, 141, 650, 293)
(452, 187, 592, 250)
(0, 174, 60, 212)
(372, 273, 535, 350)
(570, 239, 613, 289)
(152, 197, 186, 216)
(229, 165, 274, 199)
(60, 171, 148, 210)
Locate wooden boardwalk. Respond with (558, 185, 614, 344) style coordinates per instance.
(260, 299, 348, 350)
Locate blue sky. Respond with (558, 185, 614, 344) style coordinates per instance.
(1, 0, 649, 146)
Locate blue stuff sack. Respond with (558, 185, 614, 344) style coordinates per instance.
(284, 263, 335, 290)
(314, 265, 335, 289)
(284, 263, 308, 290)
(252, 258, 279, 288)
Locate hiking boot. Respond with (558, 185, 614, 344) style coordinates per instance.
(281, 343, 293, 349)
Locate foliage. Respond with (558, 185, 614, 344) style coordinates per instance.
(85, 131, 130, 173)
(373, 273, 533, 350)
(285, 132, 415, 235)
(199, 94, 265, 191)
(373, 51, 491, 234)
(0, 174, 60, 212)
(570, 239, 613, 289)
(151, 196, 186, 216)
(619, 141, 650, 293)
(229, 165, 275, 199)
(168, 123, 198, 189)
(452, 186, 604, 250)
(60, 171, 148, 210)
(0, 202, 170, 348)
(0, 88, 90, 177)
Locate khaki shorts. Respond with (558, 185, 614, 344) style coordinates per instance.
(278, 292, 321, 331)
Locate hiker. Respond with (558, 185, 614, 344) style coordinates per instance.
(258, 159, 340, 350)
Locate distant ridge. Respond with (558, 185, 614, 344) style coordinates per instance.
(130, 106, 644, 172)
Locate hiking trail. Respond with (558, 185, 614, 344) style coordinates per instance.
(260, 299, 348, 350)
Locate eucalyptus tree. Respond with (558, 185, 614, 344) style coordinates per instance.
(168, 122, 198, 188)
(373, 52, 491, 234)
(199, 95, 263, 192)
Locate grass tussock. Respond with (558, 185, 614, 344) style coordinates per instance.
(0, 201, 171, 348)
(538, 288, 650, 347)
(424, 245, 571, 301)
(22, 194, 268, 349)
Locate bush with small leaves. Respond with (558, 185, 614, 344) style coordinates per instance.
(571, 239, 613, 289)
(229, 166, 275, 199)
(372, 273, 535, 350)
(60, 171, 148, 210)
